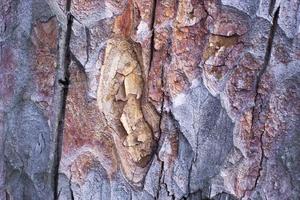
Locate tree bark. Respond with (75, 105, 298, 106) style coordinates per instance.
(1, 0, 300, 199)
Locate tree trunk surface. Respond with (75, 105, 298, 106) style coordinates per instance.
(1, 0, 299, 199)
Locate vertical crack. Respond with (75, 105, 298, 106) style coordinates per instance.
(257, 7, 279, 83)
(156, 159, 164, 199)
(66, 0, 71, 12)
(245, 6, 280, 197)
(69, 175, 75, 200)
(84, 27, 90, 66)
(147, 0, 157, 76)
(53, 0, 73, 199)
(268, 0, 276, 16)
(147, 0, 167, 198)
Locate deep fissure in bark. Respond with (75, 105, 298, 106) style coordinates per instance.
(53, 0, 73, 198)
(69, 175, 75, 200)
(257, 7, 280, 82)
(268, 0, 277, 16)
(84, 27, 91, 66)
(246, 6, 280, 197)
(148, 0, 157, 76)
(155, 159, 164, 199)
(148, 0, 168, 198)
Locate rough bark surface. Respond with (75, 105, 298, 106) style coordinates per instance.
(1, 0, 299, 200)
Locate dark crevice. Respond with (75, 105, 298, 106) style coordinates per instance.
(53, 0, 73, 199)
(84, 27, 91, 66)
(172, 195, 175, 200)
(66, 0, 71, 12)
(70, 188, 74, 200)
(187, 156, 193, 195)
(155, 160, 164, 199)
(244, 6, 280, 198)
(147, 0, 157, 76)
(268, 0, 276, 16)
(69, 175, 75, 200)
(149, 0, 165, 198)
(257, 7, 280, 84)
(58, 78, 69, 86)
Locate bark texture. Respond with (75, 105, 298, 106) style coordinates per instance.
(1, 0, 300, 199)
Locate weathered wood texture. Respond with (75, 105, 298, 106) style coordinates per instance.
(0, 0, 299, 199)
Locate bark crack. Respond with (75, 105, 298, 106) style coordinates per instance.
(84, 26, 91, 66)
(268, 0, 277, 16)
(243, 6, 280, 198)
(148, 0, 168, 198)
(69, 174, 75, 200)
(53, 0, 73, 199)
(156, 160, 164, 199)
(147, 0, 157, 76)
